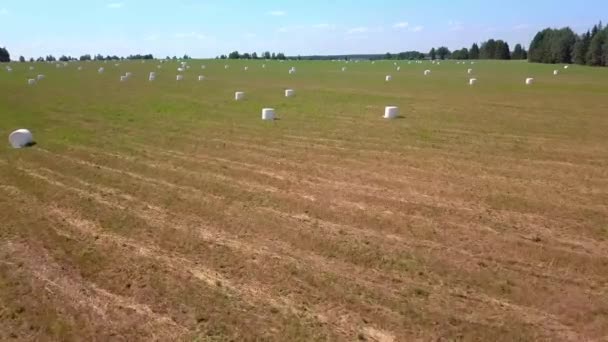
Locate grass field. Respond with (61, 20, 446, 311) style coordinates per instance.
(1, 59, 607, 341)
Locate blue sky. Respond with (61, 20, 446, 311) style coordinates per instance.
(0, 0, 606, 58)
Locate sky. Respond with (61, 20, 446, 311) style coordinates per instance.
(0, 0, 606, 58)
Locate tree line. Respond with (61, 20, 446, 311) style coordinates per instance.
(7, 53, 157, 63)
(427, 41, 527, 60)
(217, 51, 287, 60)
(0, 47, 10, 62)
(529, 22, 608, 66)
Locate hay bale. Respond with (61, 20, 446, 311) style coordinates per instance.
(384, 106, 398, 119)
(27, 79, 36, 86)
(525, 78, 534, 85)
(262, 108, 275, 120)
(424, 70, 431, 76)
(36, 74, 45, 81)
(177, 67, 184, 72)
(564, 65, 569, 69)
(8, 129, 34, 148)
(29, 66, 34, 70)
(469, 78, 477, 86)
(198, 75, 205, 81)
(98, 67, 105, 73)
(385, 75, 392, 82)
(201, 65, 206, 69)
(285, 89, 295, 97)
(120, 75, 127, 82)
(176, 75, 184, 81)
(397, 66, 401, 71)
(553, 70, 559, 75)
(341, 67, 347, 72)
(235, 91, 245, 101)
(467, 68, 473, 74)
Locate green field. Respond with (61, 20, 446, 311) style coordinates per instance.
(1, 59, 607, 341)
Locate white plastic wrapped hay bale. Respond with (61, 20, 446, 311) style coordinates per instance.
(198, 75, 205, 81)
(29, 66, 34, 70)
(36, 74, 45, 81)
(564, 65, 569, 69)
(125, 72, 132, 78)
(235, 91, 245, 101)
(114, 63, 120, 67)
(469, 78, 477, 86)
(424, 70, 431, 76)
(149, 72, 156, 81)
(371, 61, 375, 64)
(176, 75, 184, 81)
(225, 65, 229, 69)
(553, 70, 559, 75)
(341, 67, 347, 72)
(525, 78, 534, 85)
(384, 106, 398, 119)
(157, 65, 162, 69)
(467, 68, 473, 74)
(177, 67, 184, 72)
(385, 75, 392, 82)
(8, 129, 34, 148)
(397, 66, 401, 71)
(6, 66, 12, 72)
(262, 108, 275, 120)
(262, 64, 266, 68)
(285, 89, 295, 97)
(98, 67, 105, 73)
(120, 75, 127, 82)
(201, 65, 206, 69)
(77, 66, 83, 71)
(27, 79, 36, 86)
(186, 65, 191, 69)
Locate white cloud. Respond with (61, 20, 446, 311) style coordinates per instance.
(268, 10, 286, 16)
(348, 27, 369, 34)
(393, 22, 409, 29)
(513, 24, 530, 31)
(410, 25, 424, 32)
(174, 32, 206, 40)
(448, 21, 464, 31)
(107, 3, 124, 9)
(0, 8, 9, 15)
(313, 23, 335, 30)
